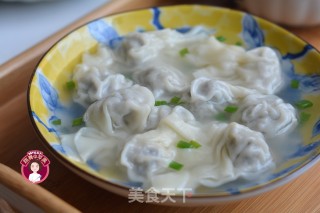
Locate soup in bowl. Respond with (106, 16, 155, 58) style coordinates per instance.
(28, 5, 320, 205)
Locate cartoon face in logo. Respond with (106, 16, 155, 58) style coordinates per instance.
(20, 150, 50, 184)
(28, 160, 42, 183)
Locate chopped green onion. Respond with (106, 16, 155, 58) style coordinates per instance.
(170, 96, 183, 105)
(189, 140, 201, 148)
(291, 79, 300, 89)
(177, 140, 201, 149)
(214, 112, 228, 121)
(299, 112, 311, 124)
(51, 119, 61, 125)
(179, 48, 189, 57)
(177, 140, 192, 149)
(66, 81, 76, 90)
(216, 36, 226, 42)
(169, 161, 184, 171)
(155, 100, 168, 106)
(295, 100, 313, 110)
(72, 117, 84, 127)
(235, 41, 242, 46)
(224, 105, 238, 113)
(156, 97, 185, 106)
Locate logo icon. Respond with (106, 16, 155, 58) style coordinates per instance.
(20, 150, 50, 184)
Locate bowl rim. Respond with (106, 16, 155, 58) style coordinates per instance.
(27, 4, 320, 203)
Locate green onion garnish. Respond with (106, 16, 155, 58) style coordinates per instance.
(169, 96, 183, 105)
(179, 48, 189, 57)
(299, 112, 311, 124)
(214, 112, 228, 121)
(224, 105, 238, 113)
(216, 36, 226, 42)
(51, 119, 61, 125)
(155, 100, 168, 106)
(189, 140, 201, 148)
(72, 117, 84, 127)
(235, 41, 242, 46)
(66, 81, 76, 90)
(177, 140, 201, 149)
(295, 100, 313, 110)
(169, 161, 184, 171)
(291, 79, 300, 89)
(177, 140, 192, 149)
(155, 97, 184, 106)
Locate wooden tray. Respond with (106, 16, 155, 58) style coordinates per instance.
(1, 0, 320, 212)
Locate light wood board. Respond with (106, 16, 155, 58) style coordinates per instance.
(1, 0, 320, 212)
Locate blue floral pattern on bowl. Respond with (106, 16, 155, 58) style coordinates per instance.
(28, 5, 320, 202)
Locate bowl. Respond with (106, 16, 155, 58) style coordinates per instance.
(238, 0, 320, 26)
(28, 5, 320, 205)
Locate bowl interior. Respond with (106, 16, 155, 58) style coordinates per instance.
(29, 5, 320, 198)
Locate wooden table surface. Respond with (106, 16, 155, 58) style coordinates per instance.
(1, 0, 320, 212)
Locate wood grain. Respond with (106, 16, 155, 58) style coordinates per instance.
(0, 199, 15, 213)
(1, 0, 320, 212)
(0, 164, 80, 213)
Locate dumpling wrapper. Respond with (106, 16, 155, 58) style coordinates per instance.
(121, 106, 273, 190)
(191, 42, 282, 94)
(61, 127, 121, 168)
(84, 85, 155, 137)
(231, 94, 298, 138)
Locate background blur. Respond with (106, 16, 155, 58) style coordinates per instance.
(0, 0, 110, 64)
